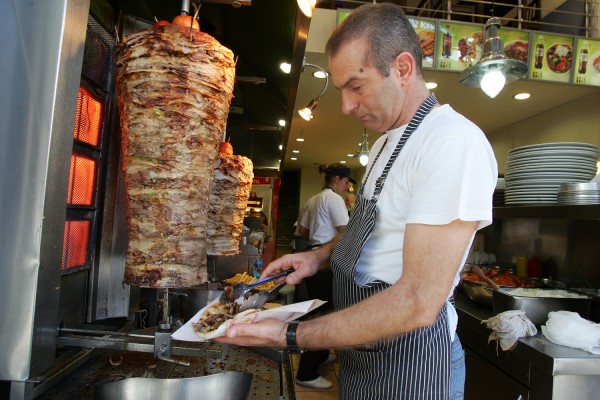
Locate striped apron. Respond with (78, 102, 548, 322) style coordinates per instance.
(331, 94, 453, 400)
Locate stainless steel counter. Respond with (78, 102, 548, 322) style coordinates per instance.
(456, 290, 600, 399)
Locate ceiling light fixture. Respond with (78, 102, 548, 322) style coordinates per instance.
(298, 58, 329, 121)
(278, 119, 286, 126)
(426, 82, 438, 89)
(458, 15, 527, 98)
(297, 0, 317, 18)
(357, 129, 370, 167)
(513, 92, 531, 100)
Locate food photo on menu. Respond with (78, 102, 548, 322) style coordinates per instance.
(529, 32, 574, 83)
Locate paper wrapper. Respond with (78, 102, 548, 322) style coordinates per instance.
(171, 298, 327, 342)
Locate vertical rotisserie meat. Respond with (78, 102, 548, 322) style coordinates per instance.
(115, 24, 235, 287)
(207, 154, 254, 255)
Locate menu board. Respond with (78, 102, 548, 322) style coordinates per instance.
(336, 9, 351, 25)
(529, 33, 574, 83)
(500, 29, 530, 64)
(436, 22, 484, 71)
(573, 38, 600, 86)
(409, 17, 436, 69)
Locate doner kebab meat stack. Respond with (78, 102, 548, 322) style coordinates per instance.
(207, 153, 253, 256)
(115, 22, 246, 287)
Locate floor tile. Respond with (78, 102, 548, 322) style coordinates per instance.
(295, 390, 339, 400)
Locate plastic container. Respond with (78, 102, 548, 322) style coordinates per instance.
(516, 256, 528, 277)
(527, 256, 542, 278)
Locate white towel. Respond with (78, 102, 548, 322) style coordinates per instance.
(482, 310, 537, 351)
(541, 311, 600, 355)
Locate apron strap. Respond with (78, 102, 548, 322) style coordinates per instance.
(372, 93, 437, 200)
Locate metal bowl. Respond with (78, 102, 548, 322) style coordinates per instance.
(94, 371, 253, 400)
(460, 279, 495, 306)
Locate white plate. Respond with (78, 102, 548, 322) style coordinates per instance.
(508, 142, 599, 154)
(505, 173, 593, 182)
(506, 165, 597, 174)
(507, 148, 598, 159)
(506, 157, 598, 165)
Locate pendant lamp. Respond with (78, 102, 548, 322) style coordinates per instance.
(458, 17, 527, 98)
(358, 130, 370, 166)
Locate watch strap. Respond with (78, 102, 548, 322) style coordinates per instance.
(286, 321, 305, 353)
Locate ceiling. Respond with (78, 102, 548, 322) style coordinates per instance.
(283, 7, 600, 171)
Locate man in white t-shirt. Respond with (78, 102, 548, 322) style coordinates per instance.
(299, 164, 353, 247)
(217, 4, 497, 399)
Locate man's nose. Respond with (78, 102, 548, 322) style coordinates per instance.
(341, 92, 357, 115)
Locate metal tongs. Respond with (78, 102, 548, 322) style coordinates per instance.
(239, 280, 288, 312)
(219, 270, 292, 304)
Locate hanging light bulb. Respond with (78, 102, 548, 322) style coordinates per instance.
(458, 17, 527, 98)
(357, 130, 370, 166)
(359, 154, 369, 166)
(480, 68, 506, 98)
(297, 0, 317, 18)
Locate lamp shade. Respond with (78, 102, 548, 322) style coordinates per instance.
(298, 99, 318, 121)
(458, 17, 527, 98)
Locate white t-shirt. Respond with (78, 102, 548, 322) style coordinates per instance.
(355, 104, 498, 337)
(301, 188, 349, 246)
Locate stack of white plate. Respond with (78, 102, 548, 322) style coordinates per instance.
(504, 142, 599, 205)
(558, 182, 600, 205)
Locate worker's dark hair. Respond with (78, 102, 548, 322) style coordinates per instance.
(325, 2, 423, 78)
(319, 163, 354, 184)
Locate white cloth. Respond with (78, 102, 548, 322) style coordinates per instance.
(355, 104, 498, 339)
(300, 188, 349, 246)
(541, 311, 600, 355)
(482, 310, 538, 351)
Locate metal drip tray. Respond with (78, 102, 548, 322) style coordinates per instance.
(38, 345, 286, 399)
(93, 371, 252, 400)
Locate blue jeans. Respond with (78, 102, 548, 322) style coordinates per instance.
(450, 336, 466, 400)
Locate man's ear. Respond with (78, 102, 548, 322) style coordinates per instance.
(393, 52, 414, 80)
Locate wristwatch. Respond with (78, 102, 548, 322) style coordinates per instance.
(285, 321, 306, 354)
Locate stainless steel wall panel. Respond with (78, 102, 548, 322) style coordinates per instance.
(0, 0, 90, 382)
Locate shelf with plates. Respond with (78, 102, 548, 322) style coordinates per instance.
(493, 204, 600, 220)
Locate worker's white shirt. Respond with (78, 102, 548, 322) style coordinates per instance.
(301, 188, 349, 246)
(356, 104, 498, 338)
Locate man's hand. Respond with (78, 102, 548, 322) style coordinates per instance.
(214, 319, 288, 348)
(261, 251, 323, 285)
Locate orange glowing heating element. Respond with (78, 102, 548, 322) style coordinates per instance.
(67, 154, 96, 206)
(62, 220, 90, 269)
(74, 86, 102, 147)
